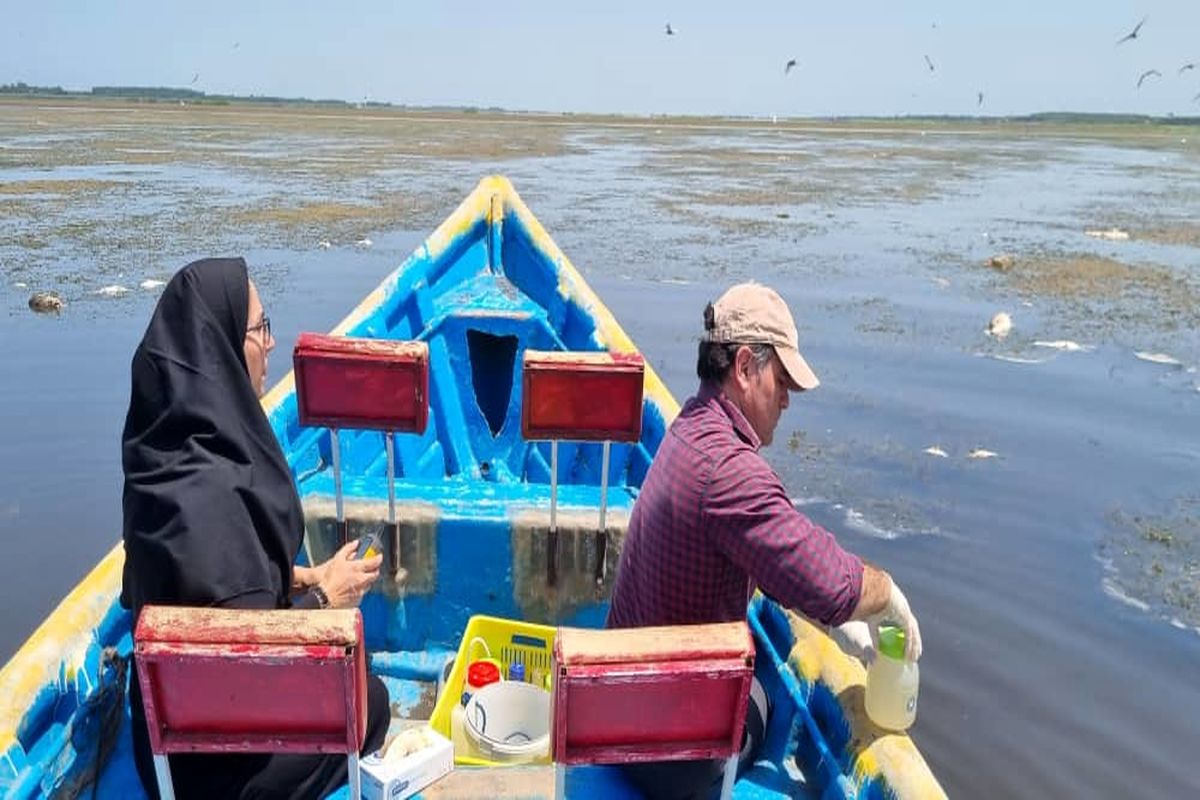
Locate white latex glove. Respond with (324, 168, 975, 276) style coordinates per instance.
(869, 581, 923, 662)
(831, 620, 876, 665)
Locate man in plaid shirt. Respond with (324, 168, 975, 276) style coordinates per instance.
(607, 282, 922, 799)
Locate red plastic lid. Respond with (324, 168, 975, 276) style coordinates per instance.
(466, 660, 501, 689)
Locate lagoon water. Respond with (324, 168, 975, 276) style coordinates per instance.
(2, 102, 1199, 797)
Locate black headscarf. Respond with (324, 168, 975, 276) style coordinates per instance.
(120, 257, 304, 613)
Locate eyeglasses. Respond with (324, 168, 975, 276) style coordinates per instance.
(247, 315, 271, 340)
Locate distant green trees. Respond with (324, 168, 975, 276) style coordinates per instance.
(0, 82, 375, 108)
(91, 86, 204, 99)
(0, 82, 66, 95)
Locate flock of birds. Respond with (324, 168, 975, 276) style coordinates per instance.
(664, 16, 1200, 107)
(1117, 17, 1199, 99)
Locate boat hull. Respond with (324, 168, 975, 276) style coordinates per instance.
(0, 176, 943, 799)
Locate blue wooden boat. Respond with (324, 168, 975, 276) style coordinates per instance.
(0, 176, 945, 799)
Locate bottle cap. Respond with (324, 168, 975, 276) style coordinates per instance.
(467, 660, 501, 689)
(508, 662, 526, 682)
(878, 625, 906, 661)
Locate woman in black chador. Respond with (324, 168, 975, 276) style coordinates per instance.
(121, 257, 387, 799)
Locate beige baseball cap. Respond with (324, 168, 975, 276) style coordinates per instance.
(706, 282, 819, 390)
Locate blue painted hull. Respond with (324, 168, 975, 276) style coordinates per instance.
(0, 176, 943, 799)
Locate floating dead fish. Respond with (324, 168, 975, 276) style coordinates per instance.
(317, 240, 332, 249)
(967, 448, 999, 459)
(986, 311, 1013, 339)
(27, 292, 64, 314)
(14, 282, 27, 288)
(987, 353, 1051, 364)
(354, 237, 373, 248)
(1033, 340, 1089, 352)
(139, 279, 166, 290)
(1085, 227, 1130, 241)
(1134, 351, 1182, 366)
(95, 285, 129, 297)
(923, 446, 949, 458)
(932, 277, 950, 288)
(985, 254, 1015, 271)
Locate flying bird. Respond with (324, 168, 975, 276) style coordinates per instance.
(785, 58, 797, 75)
(1137, 69, 1161, 88)
(665, 23, 674, 36)
(923, 54, 935, 72)
(977, 91, 984, 107)
(1116, 16, 1146, 46)
(1180, 63, 1196, 75)
(190, 73, 199, 85)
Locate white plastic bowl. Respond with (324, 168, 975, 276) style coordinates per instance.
(463, 680, 551, 762)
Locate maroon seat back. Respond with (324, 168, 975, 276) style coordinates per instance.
(293, 333, 429, 433)
(552, 622, 753, 766)
(134, 606, 368, 799)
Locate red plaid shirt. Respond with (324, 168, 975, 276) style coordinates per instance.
(607, 383, 863, 629)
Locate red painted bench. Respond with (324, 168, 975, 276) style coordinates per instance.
(521, 350, 645, 586)
(551, 621, 755, 800)
(293, 333, 430, 572)
(134, 606, 368, 800)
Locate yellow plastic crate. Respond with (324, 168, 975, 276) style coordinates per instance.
(429, 614, 556, 766)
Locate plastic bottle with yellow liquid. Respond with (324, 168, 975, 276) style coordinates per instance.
(864, 625, 919, 731)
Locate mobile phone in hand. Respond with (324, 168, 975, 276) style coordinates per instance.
(355, 528, 383, 560)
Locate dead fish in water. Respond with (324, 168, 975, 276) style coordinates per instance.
(1134, 351, 1182, 366)
(1084, 227, 1130, 241)
(354, 237, 373, 248)
(987, 353, 1050, 364)
(28, 292, 65, 314)
(317, 240, 332, 250)
(986, 312, 1013, 339)
(967, 448, 999, 459)
(139, 279, 166, 290)
(923, 446, 949, 458)
(1033, 340, 1090, 352)
(95, 285, 129, 297)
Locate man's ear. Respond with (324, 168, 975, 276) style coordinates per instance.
(733, 345, 753, 389)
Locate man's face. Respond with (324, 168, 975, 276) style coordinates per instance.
(737, 347, 792, 447)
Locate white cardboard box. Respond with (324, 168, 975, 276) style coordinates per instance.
(360, 729, 454, 800)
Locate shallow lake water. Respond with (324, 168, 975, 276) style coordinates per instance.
(2, 101, 1199, 797)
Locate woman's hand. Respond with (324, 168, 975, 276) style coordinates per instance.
(292, 565, 320, 592)
(316, 540, 382, 608)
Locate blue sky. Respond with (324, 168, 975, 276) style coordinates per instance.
(3, 2, 1198, 117)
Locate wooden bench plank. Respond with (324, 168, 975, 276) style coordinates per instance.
(556, 622, 753, 666)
